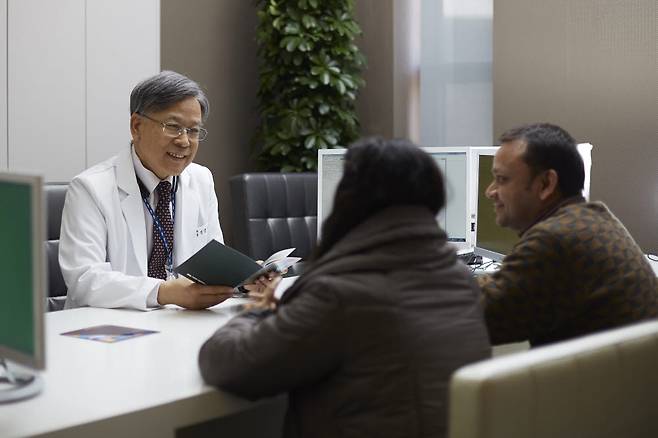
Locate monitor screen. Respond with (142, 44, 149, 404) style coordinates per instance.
(473, 153, 519, 261)
(317, 149, 345, 236)
(0, 172, 45, 372)
(426, 148, 468, 243)
(317, 147, 470, 248)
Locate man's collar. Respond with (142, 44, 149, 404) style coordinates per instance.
(520, 195, 586, 236)
(131, 145, 173, 196)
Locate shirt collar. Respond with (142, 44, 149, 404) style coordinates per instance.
(131, 145, 173, 196)
(520, 195, 586, 236)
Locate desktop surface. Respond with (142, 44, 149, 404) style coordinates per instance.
(0, 301, 284, 438)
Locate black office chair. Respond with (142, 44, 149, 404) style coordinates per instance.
(45, 183, 68, 311)
(229, 173, 317, 274)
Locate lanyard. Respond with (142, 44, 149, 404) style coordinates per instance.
(141, 177, 178, 272)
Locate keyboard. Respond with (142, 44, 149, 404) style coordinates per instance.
(457, 252, 482, 265)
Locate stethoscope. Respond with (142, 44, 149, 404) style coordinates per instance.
(139, 176, 179, 278)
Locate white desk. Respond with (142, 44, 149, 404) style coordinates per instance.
(0, 300, 285, 438)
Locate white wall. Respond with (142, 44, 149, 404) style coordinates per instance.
(0, 0, 6, 170)
(8, 0, 86, 181)
(420, 0, 493, 147)
(2, 0, 159, 182)
(86, 0, 160, 168)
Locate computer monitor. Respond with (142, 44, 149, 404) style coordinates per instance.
(317, 147, 470, 249)
(472, 143, 594, 261)
(317, 149, 345, 239)
(0, 172, 46, 403)
(472, 150, 520, 261)
(577, 143, 593, 200)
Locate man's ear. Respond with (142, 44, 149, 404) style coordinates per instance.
(538, 169, 559, 201)
(130, 113, 142, 140)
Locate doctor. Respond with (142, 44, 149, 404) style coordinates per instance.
(60, 71, 235, 310)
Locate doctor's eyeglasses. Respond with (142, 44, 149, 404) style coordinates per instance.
(138, 112, 208, 142)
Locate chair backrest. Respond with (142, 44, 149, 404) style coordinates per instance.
(44, 183, 68, 310)
(229, 173, 317, 261)
(448, 320, 658, 438)
(45, 183, 68, 241)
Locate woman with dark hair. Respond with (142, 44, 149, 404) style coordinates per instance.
(199, 138, 490, 438)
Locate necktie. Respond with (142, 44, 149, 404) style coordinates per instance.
(148, 181, 174, 280)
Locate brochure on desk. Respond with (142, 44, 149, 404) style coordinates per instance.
(61, 325, 158, 343)
(174, 239, 301, 288)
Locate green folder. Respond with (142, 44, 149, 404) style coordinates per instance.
(174, 240, 263, 287)
(175, 240, 300, 288)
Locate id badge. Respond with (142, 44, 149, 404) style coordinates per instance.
(165, 263, 178, 280)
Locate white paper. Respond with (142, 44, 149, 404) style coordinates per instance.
(274, 276, 299, 300)
(269, 257, 302, 271)
(264, 247, 296, 265)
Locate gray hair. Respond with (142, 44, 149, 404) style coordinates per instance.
(130, 70, 209, 122)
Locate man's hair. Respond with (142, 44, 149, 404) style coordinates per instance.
(499, 123, 584, 197)
(130, 71, 209, 122)
(314, 137, 446, 258)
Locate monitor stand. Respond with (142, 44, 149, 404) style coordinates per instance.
(0, 357, 43, 403)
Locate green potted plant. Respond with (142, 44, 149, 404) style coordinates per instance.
(253, 0, 366, 172)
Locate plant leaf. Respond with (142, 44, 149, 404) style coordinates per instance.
(284, 22, 300, 34)
(302, 14, 316, 28)
(286, 37, 300, 52)
(304, 135, 316, 149)
(253, 0, 365, 172)
(335, 79, 346, 94)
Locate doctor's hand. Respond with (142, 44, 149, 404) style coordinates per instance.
(157, 277, 234, 310)
(244, 276, 282, 311)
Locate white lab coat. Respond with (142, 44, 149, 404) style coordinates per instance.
(59, 147, 224, 310)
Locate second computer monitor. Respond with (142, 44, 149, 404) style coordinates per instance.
(473, 151, 519, 261)
(317, 147, 470, 249)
